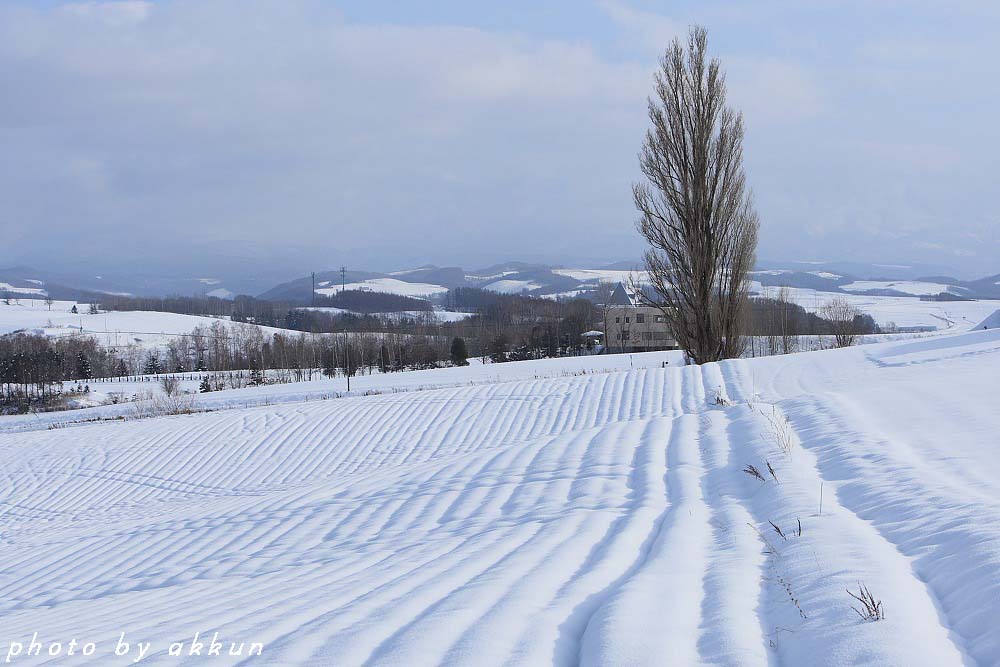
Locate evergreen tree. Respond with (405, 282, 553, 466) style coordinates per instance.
(88, 303, 99, 315)
(488, 335, 509, 364)
(449, 337, 469, 366)
(143, 353, 162, 375)
(70, 305, 78, 314)
(115, 358, 129, 377)
(248, 359, 265, 386)
(76, 352, 93, 380)
(321, 348, 337, 378)
(199, 376, 212, 393)
(543, 326, 558, 358)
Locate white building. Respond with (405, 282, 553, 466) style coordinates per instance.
(603, 283, 677, 353)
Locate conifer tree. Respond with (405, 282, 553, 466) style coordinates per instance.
(144, 353, 162, 375)
(76, 352, 93, 380)
(450, 337, 469, 366)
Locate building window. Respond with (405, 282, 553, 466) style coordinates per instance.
(624, 316, 630, 323)
(636, 314, 645, 323)
(622, 331, 630, 341)
(615, 316, 620, 323)
(655, 315, 665, 323)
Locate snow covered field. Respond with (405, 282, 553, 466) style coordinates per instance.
(839, 280, 966, 296)
(2, 353, 681, 433)
(1, 329, 998, 665)
(481, 279, 544, 294)
(299, 307, 475, 323)
(550, 269, 650, 284)
(314, 278, 449, 298)
(0, 301, 297, 349)
(753, 284, 1000, 330)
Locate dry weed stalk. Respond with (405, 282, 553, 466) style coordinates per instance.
(848, 582, 884, 621)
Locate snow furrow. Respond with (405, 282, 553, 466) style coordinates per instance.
(0, 332, 997, 665)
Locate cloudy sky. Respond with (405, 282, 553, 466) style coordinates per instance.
(2, 0, 998, 277)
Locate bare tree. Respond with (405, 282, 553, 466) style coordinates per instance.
(776, 287, 798, 355)
(594, 281, 615, 354)
(633, 26, 759, 365)
(160, 375, 181, 397)
(45, 296, 54, 311)
(821, 298, 862, 348)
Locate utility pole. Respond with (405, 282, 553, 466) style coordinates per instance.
(340, 266, 347, 293)
(311, 272, 315, 307)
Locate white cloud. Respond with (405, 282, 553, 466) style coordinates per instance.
(0, 0, 652, 266)
(0, 0, 997, 277)
(65, 156, 111, 192)
(59, 1, 152, 26)
(598, 0, 682, 54)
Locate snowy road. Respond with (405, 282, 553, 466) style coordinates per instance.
(0, 330, 998, 665)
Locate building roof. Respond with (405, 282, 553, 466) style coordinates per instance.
(607, 281, 669, 307)
(608, 282, 640, 306)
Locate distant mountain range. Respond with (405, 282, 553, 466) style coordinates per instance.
(3, 261, 999, 304)
(261, 261, 1000, 304)
(0, 265, 288, 303)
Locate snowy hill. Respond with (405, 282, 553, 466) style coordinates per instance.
(8, 260, 1000, 309)
(0, 300, 300, 350)
(752, 285, 1000, 331)
(1, 331, 999, 664)
(314, 277, 449, 299)
(5, 265, 1000, 334)
(838, 279, 971, 297)
(260, 262, 1000, 321)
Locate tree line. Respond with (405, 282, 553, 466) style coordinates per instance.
(98, 287, 605, 362)
(0, 333, 115, 408)
(748, 289, 877, 355)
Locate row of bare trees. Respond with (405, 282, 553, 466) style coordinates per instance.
(749, 289, 874, 353)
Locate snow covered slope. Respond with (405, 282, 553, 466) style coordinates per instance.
(754, 284, 1000, 330)
(840, 279, 967, 296)
(314, 278, 449, 298)
(0, 300, 298, 349)
(1, 332, 999, 665)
